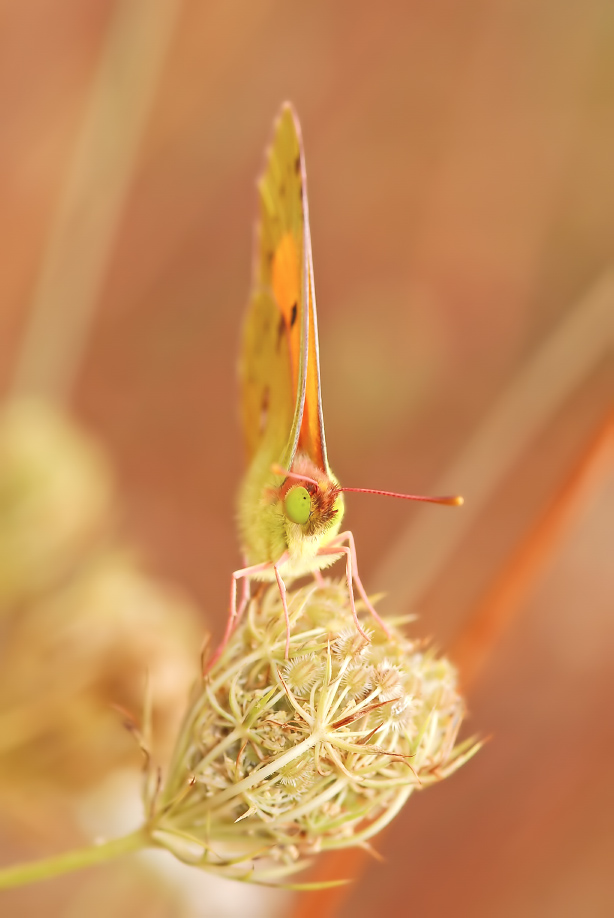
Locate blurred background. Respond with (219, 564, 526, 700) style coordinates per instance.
(0, 1, 612, 916)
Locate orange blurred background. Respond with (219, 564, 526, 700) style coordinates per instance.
(0, 1, 612, 916)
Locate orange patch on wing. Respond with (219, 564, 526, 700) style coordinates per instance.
(272, 232, 301, 400)
(298, 271, 325, 470)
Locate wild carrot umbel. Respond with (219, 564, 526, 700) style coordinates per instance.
(145, 579, 478, 887)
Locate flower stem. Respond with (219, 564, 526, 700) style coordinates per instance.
(0, 827, 151, 890)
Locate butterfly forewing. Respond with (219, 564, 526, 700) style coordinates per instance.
(240, 104, 328, 477)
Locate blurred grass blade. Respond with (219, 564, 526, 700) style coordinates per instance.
(374, 272, 614, 607)
(451, 412, 614, 685)
(11, 0, 181, 403)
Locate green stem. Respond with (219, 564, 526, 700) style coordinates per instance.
(0, 827, 151, 891)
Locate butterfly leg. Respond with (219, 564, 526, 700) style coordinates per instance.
(237, 562, 252, 621)
(317, 543, 371, 641)
(313, 569, 326, 587)
(322, 531, 393, 638)
(206, 559, 275, 673)
(272, 555, 292, 658)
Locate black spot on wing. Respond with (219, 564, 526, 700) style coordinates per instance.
(276, 313, 286, 350)
(290, 302, 298, 327)
(259, 386, 270, 435)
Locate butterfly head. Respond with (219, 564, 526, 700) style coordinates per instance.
(276, 455, 344, 538)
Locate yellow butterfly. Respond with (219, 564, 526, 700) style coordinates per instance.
(216, 104, 460, 663)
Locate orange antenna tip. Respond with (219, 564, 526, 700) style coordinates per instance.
(340, 487, 464, 508)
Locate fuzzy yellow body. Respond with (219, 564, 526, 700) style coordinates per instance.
(237, 446, 344, 580)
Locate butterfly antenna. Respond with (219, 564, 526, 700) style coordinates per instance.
(272, 463, 463, 506)
(340, 487, 464, 507)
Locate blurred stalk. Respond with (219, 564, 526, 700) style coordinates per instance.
(11, 0, 181, 403)
(374, 271, 614, 607)
(0, 829, 149, 890)
(451, 412, 613, 685)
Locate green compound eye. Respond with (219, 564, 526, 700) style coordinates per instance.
(284, 486, 311, 525)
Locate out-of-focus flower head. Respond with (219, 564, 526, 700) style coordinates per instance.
(0, 400, 114, 607)
(0, 400, 203, 832)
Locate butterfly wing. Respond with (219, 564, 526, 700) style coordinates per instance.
(240, 103, 328, 475)
(299, 174, 329, 472)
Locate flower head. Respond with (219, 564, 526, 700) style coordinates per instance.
(147, 579, 479, 885)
